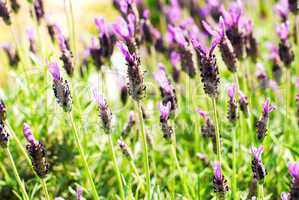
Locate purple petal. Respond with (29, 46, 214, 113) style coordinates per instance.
(93, 89, 106, 108)
(281, 192, 290, 200)
(26, 27, 35, 40)
(262, 99, 275, 114)
(167, 25, 188, 47)
(202, 20, 218, 37)
(296, 77, 299, 88)
(276, 21, 289, 40)
(196, 108, 208, 122)
(213, 161, 222, 180)
(94, 17, 107, 36)
(251, 145, 264, 161)
(288, 162, 299, 180)
(113, 17, 130, 40)
(154, 63, 172, 93)
(76, 187, 83, 200)
(158, 101, 171, 121)
(117, 42, 133, 63)
(48, 60, 61, 81)
(170, 51, 180, 67)
(227, 83, 236, 99)
(23, 123, 36, 145)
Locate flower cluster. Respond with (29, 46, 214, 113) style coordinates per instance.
(0, 100, 9, 148)
(251, 146, 267, 182)
(213, 161, 229, 198)
(93, 91, 112, 134)
(255, 99, 275, 140)
(227, 84, 238, 123)
(158, 102, 173, 139)
(0, 1, 11, 25)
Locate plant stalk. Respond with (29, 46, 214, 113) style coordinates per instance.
(212, 98, 221, 163)
(41, 178, 50, 200)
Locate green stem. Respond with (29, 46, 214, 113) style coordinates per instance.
(108, 135, 125, 200)
(232, 126, 237, 200)
(212, 98, 221, 163)
(285, 69, 290, 138)
(257, 183, 264, 200)
(5, 148, 30, 200)
(41, 178, 50, 200)
(136, 101, 151, 199)
(129, 160, 144, 190)
(68, 112, 99, 200)
(171, 129, 192, 199)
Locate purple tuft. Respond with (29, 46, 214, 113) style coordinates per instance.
(158, 101, 171, 121)
(276, 21, 289, 41)
(213, 161, 222, 180)
(23, 123, 36, 145)
(48, 60, 61, 81)
(251, 145, 264, 161)
(262, 99, 275, 114)
(288, 162, 299, 180)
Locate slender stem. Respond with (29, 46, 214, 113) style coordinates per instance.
(68, 0, 77, 57)
(212, 98, 221, 163)
(258, 183, 264, 200)
(295, 15, 299, 45)
(41, 178, 50, 200)
(171, 129, 192, 199)
(68, 112, 100, 200)
(285, 69, 290, 138)
(232, 126, 237, 200)
(136, 101, 151, 199)
(108, 135, 125, 200)
(5, 148, 30, 200)
(129, 160, 143, 190)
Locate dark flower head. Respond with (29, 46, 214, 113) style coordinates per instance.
(0, 1, 11, 25)
(23, 123, 49, 178)
(117, 139, 133, 158)
(196, 108, 216, 141)
(0, 123, 9, 148)
(170, 51, 181, 82)
(93, 90, 112, 134)
(213, 161, 229, 197)
(10, 0, 20, 14)
(251, 145, 267, 182)
(227, 83, 238, 123)
(0, 99, 7, 122)
(239, 91, 248, 116)
(192, 38, 220, 98)
(2, 44, 20, 67)
(288, 0, 298, 14)
(117, 42, 145, 101)
(26, 27, 37, 54)
(48, 59, 72, 112)
(33, 0, 44, 23)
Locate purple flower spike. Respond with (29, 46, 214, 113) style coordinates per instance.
(93, 89, 106, 109)
(117, 42, 133, 63)
(288, 162, 299, 180)
(196, 108, 208, 122)
(76, 187, 83, 200)
(158, 101, 171, 121)
(213, 161, 222, 180)
(48, 60, 61, 81)
(251, 145, 264, 161)
(227, 84, 236, 99)
(23, 123, 36, 145)
(262, 99, 275, 115)
(276, 21, 289, 41)
(170, 51, 180, 67)
(154, 64, 172, 93)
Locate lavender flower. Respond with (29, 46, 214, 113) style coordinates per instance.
(221, 1, 244, 59)
(274, 0, 289, 22)
(0, 99, 6, 122)
(192, 36, 220, 98)
(0, 1, 11, 25)
(202, 17, 237, 72)
(119, 78, 128, 105)
(76, 187, 83, 200)
(168, 25, 196, 78)
(242, 19, 258, 62)
(10, 0, 20, 14)
(54, 24, 74, 76)
(276, 21, 294, 67)
(93, 90, 112, 134)
(117, 42, 145, 101)
(196, 108, 217, 153)
(0, 123, 9, 148)
(23, 123, 49, 178)
(239, 91, 249, 117)
(2, 44, 20, 67)
(158, 102, 173, 139)
(94, 17, 116, 59)
(113, 15, 136, 53)
(122, 111, 135, 137)
(170, 51, 181, 83)
(255, 99, 275, 140)
(256, 63, 269, 89)
(27, 27, 37, 54)
(89, 37, 103, 70)
(268, 43, 283, 83)
(213, 161, 229, 198)
(288, 162, 299, 199)
(118, 139, 133, 159)
(33, 0, 44, 23)
(48, 60, 72, 112)
(154, 63, 177, 112)
(251, 146, 266, 182)
(227, 83, 238, 123)
(45, 16, 55, 42)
